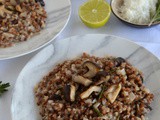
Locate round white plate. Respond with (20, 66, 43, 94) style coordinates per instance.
(0, 0, 71, 60)
(11, 34, 160, 120)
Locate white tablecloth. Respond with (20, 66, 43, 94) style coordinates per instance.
(0, 0, 160, 119)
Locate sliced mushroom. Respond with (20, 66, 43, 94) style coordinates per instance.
(49, 94, 62, 101)
(95, 76, 110, 85)
(35, 0, 45, 6)
(128, 92, 136, 103)
(80, 86, 101, 99)
(70, 85, 76, 101)
(93, 102, 102, 117)
(104, 83, 122, 103)
(94, 71, 108, 79)
(93, 71, 110, 85)
(64, 84, 76, 102)
(116, 68, 126, 76)
(114, 57, 125, 67)
(83, 61, 101, 78)
(72, 75, 92, 86)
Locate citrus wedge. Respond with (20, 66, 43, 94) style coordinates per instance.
(79, 0, 111, 28)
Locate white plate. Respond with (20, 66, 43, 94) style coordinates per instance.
(0, 0, 71, 60)
(11, 34, 160, 120)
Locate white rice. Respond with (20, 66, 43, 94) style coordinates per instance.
(119, 0, 158, 24)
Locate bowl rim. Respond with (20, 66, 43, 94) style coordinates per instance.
(110, 0, 160, 27)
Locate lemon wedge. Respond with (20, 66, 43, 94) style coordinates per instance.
(79, 0, 111, 28)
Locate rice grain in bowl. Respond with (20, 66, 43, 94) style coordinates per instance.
(34, 53, 154, 120)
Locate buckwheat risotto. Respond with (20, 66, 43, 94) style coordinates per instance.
(0, 0, 47, 47)
(35, 53, 154, 120)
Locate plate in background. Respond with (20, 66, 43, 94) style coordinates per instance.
(11, 34, 160, 120)
(0, 0, 71, 60)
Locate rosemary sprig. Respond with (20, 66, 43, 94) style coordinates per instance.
(98, 85, 106, 100)
(0, 81, 10, 96)
(149, 0, 160, 26)
(92, 106, 103, 117)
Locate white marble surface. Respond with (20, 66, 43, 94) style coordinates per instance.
(1, 0, 160, 120)
(11, 34, 160, 120)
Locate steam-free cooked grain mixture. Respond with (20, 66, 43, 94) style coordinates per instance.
(35, 53, 154, 120)
(0, 0, 47, 47)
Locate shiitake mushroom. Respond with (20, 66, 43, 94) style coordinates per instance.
(114, 57, 126, 67)
(35, 0, 45, 6)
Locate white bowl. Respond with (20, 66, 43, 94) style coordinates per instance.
(110, 0, 160, 27)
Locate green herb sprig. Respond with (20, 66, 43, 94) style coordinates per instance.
(149, 0, 160, 26)
(0, 81, 10, 96)
(92, 106, 103, 117)
(98, 85, 106, 100)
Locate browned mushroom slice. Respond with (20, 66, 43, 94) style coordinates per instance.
(35, 0, 45, 6)
(114, 57, 126, 67)
(104, 83, 121, 103)
(94, 71, 108, 79)
(83, 61, 101, 78)
(72, 75, 92, 86)
(94, 71, 110, 85)
(64, 84, 76, 102)
(80, 86, 101, 99)
(93, 102, 102, 116)
(95, 76, 110, 85)
(70, 85, 76, 101)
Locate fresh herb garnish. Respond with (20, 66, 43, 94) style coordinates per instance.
(98, 85, 106, 100)
(149, 0, 160, 26)
(93, 106, 103, 117)
(0, 81, 10, 96)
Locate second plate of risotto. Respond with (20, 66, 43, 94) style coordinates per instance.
(0, 0, 71, 60)
(11, 34, 160, 120)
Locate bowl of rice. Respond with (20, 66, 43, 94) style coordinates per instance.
(111, 0, 160, 27)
